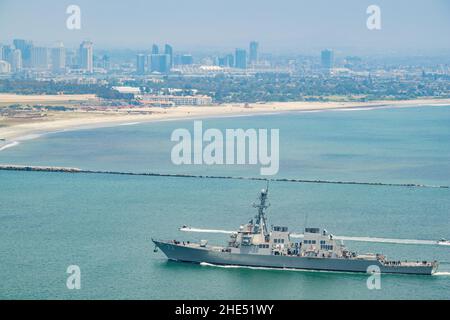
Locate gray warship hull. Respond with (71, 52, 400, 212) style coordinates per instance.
(153, 240, 437, 275)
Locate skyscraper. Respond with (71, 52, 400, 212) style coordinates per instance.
(249, 41, 259, 65)
(218, 54, 234, 67)
(217, 56, 227, 67)
(13, 39, 33, 67)
(235, 48, 247, 69)
(79, 41, 94, 73)
(225, 54, 234, 67)
(321, 49, 334, 69)
(51, 42, 66, 73)
(136, 54, 146, 75)
(31, 47, 49, 69)
(164, 44, 173, 70)
(65, 50, 78, 69)
(180, 54, 193, 65)
(0, 45, 13, 64)
(100, 55, 110, 70)
(150, 54, 169, 73)
(152, 44, 159, 55)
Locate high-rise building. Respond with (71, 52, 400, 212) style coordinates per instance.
(225, 54, 234, 68)
(321, 49, 334, 69)
(51, 42, 66, 73)
(65, 50, 78, 69)
(249, 41, 259, 65)
(0, 45, 13, 64)
(150, 54, 169, 73)
(217, 56, 226, 67)
(136, 54, 146, 75)
(79, 41, 94, 73)
(146, 54, 152, 72)
(11, 49, 22, 73)
(13, 39, 33, 67)
(164, 44, 173, 70)
(235, 48, 247, 69)
(152, 44, 159, 55)
(218, 54, 234, 67)
(180, 54, 193, 65)
(100, 55, 110, 70)
(31, 47, 50, 69)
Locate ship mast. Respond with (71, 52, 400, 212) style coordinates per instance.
(253, 181, 270, 236)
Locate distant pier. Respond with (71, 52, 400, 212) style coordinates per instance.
(0, 164, 448, 189)
(0, 164, 82, 173)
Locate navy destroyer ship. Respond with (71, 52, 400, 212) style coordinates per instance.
(153, 186, 439, 275)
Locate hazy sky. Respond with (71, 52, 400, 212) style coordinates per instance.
(1, 0, 449, 54)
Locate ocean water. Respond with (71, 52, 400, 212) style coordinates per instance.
(1, 106, 450, 185)
(0, 106, 450, 299)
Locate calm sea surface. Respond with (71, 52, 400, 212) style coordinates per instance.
(1, 106, 449, 299)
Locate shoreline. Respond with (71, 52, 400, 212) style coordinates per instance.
(1, 98, 450, 151)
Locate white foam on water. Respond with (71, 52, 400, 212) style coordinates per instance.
(0, 141, 20, 151)
(200, 262, 361, 275)
(200, 262, 299, 272)
(422, 103, 450, 107)
(0, 131, 50, 152)
(118, 122, 142, 126)
(329, 104, 439, 113)
(438, 242, 450, 247)
(259, 112, 283, 116)
(331, 107, 380, 112)
(14, 133, 45, 142)
(298, 110, 326, 113)
(200, 262, 266, 270)
(433, 272, 450, 276)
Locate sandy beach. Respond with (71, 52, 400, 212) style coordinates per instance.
(1, 96, 450, 150)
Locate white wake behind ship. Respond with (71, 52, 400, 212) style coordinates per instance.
(153, 186, 439, 275)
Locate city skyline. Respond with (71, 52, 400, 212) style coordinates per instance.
(3, 35, 450, 78)
(1, 0, 450, 54)
(1, 39, 264, 74)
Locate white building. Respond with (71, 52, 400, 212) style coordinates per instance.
(141, 94, 213, 106)
(0, 60, 11, 73)
(79, 41, 93, 73)
(112, 86, 141, 96)
(52, 42, 66, 73)
(11, 49, 22, 72)
(31, 47, 50, 69)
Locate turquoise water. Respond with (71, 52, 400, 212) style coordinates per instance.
(1, 106, 450, 299)
(2, 106, 450, 185)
